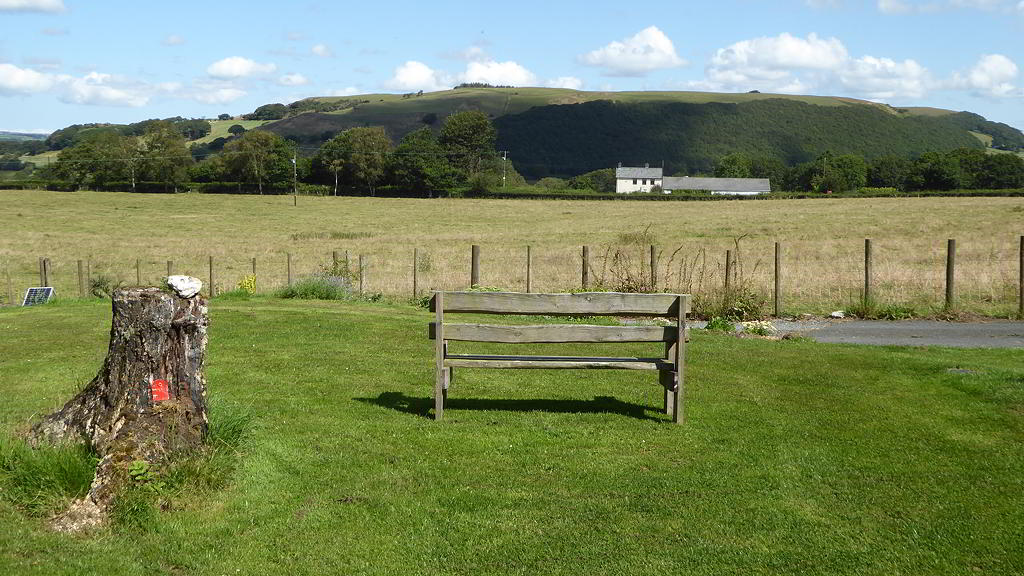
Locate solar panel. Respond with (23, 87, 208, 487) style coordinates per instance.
(22, 287, 55, 306)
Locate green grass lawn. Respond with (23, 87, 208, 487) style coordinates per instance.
(1, 297, 1022, 575)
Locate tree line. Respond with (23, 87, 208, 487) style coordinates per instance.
(35, 111, 520, 195)
(16, 108, 1024, 196)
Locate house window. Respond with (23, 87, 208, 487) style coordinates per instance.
(633, 179, 637, 185)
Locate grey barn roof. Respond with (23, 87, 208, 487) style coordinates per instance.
(662, 177, 771, 193)
(616, 166, 663, 179)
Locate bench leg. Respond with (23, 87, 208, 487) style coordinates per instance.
(672, 371, 684, 424)
(660, 370, 675, 415)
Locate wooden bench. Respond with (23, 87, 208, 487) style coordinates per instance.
(429, 291, 690, 423)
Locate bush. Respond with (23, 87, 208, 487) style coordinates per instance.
(705, 317, 735, 332)
(536, 177, 568, 189)
(275, 260, 355, 300)
(90, 274, 123, 298)
(275, 277, 350, 300)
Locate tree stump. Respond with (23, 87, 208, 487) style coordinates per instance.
(31, 281, 209, 532)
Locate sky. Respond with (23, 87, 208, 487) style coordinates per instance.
(1, 0, 1022, 134)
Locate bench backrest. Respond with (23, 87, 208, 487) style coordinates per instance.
(430, 291, 690, 344)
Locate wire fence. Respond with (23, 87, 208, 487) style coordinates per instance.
(4, 236, 1023, 318)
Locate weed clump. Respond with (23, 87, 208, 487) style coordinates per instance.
(275, 259, 356, 300)
(0, 435, 97, 516)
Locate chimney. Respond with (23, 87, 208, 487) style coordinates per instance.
(644, 162, 649, 168)
(617, 162, 622, 168)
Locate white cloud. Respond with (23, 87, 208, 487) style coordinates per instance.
(879, 0, 1017, 12)
(693, 32, 941, 101)
(23, 57, 61, 71)
(953, 53, 1019, 96)
(58, 72, 149, 107)
(0, 0, 65, 12)
(580, 26, 686, 76)
(41, 27, 67, 36)
(163, 34, 185, 46)
(546, 76, 584, 90)
(207, 57, 277, 79)
(192, 87, 247, 104)
(327, 87, 361, 96)
(461, 60, 536, 86)
(278, 73, 309, 86)
(878, 0, 912, 12)
(839, 56, 932, 99)
(1018, 0, 1024, 12)
(0, 62, 54, 94)
(312, 43, 333, 57)
(699, 33, 848, 93)
(385, 60, 451, 92)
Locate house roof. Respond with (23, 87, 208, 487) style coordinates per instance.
(662, 177, 771, 193)
(616, 166, 663, 179)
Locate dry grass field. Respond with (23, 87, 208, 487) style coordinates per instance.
(1, 189, 1021, 316)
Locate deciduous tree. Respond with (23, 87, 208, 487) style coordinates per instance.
(439, 110, 496, 178)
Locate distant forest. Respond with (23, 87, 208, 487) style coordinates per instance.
(494, 99, 1022, 179)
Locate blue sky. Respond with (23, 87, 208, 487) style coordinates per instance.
(1, 0, 1022, 134)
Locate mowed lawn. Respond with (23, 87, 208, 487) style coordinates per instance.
(1, 298, 1023, 575)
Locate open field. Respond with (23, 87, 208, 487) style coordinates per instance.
(1, 297, 1022, 574)
(190, 120, 271, 145)
(1, 189, 1022, 316)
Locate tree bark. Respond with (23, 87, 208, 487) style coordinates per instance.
(31, 286, 209, 532)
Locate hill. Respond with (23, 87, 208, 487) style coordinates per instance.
(0, 131, 47, 142)
(255, 87, 1024, 178)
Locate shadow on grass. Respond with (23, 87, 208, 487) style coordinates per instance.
(356, 391, 666, 422)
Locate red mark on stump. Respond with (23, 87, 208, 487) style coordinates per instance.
(151, 379, 170, 403)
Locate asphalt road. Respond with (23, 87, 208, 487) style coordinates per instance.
(692, 319, 1024, 349)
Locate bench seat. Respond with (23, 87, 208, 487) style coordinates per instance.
(444, 354, 673, 370)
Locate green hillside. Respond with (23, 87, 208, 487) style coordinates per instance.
(493, 99, 991, 177)
(0, 131, 47, 142)
(255, 87, 1024, 178)
(264, 87, 894, 147)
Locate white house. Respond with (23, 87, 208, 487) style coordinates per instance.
(615, 164, 771, 195)
(615, 164, 663, 193)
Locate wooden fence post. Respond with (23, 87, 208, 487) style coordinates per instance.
(39, 257, 51, 287)
(345, 250, 350, 273)
(287, 253, 293, 287)
(864, 238, 873, 305)
(136, 258, 141, 286)
(78, 260, 85, 297)
(208, 256, 215, 298)
(413, 248, 419, 300)
(724, 249, 732, 297)
(5, 267, 12, 306)
(582, 246, 590, 289)
(945, 239, 956, 311)
(774, 242, 782, 317)
(251, 257, 257, 291)
(359, 255, 365, 295)
(1018, 235, 1023, 319)
(470, 245, 480, 288)
(166, 260, 173, 277)
(526, 245, 532, 293)
(650, 245, 657, 291)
